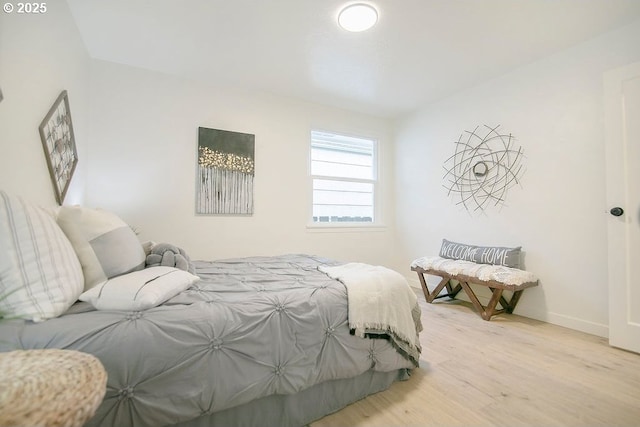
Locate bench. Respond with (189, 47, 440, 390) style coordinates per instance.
(411, 256, 538, 321)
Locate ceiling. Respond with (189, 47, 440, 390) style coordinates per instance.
(66, 0, 640, 119)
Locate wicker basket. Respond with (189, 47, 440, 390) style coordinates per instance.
(0, 349, 107, 427)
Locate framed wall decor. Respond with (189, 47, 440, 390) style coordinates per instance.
(196, 126, 255, 215)
(38, 90, 78, 205)
(443, 124, 525, 213)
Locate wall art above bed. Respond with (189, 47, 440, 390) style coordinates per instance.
(197, 126, 255, 215)
(443, 124, 525, 213)
(38, 90, 78, 205)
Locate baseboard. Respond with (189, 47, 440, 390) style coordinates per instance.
(406, 274, 609, 339)
(545, 312, 609, 338)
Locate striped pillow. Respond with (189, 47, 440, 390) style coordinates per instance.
(0, 191, 84, 322)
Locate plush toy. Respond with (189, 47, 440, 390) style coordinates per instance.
(145, 243, 196, 274)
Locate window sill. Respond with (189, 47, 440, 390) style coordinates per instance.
(306, 223, 387, 233)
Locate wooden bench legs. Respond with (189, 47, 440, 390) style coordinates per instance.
(414, 269, 529, 321)
(417, 271, 463, 303)
(459, 281, 525, 321)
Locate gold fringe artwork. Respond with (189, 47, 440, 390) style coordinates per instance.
(196, 127, 255, 215)
(198, 147, 254, 174)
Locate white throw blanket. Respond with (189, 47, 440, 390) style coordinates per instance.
(319, 263, 422, 367)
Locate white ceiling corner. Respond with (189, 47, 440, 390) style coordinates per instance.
(66, 0, 640, 118)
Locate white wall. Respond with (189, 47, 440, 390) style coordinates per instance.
(86, 60, 398, 266)
(4, 2, 639, 338)
(394, 19, 640, 337)
(0, 3, 90, 205)
(0, 0, 398, 274)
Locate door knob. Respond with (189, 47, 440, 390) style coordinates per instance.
(610, 207, 624, 217)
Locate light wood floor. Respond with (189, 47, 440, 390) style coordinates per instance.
(311, 292, 640, 427)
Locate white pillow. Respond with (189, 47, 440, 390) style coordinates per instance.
(56, 206, 146, 292)
(0, 191, 84, 322)
(79, 266, 199, 311)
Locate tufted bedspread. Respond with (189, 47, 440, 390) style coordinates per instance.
(0, 254, 419, 427)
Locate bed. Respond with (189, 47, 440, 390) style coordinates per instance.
(0, 192, 422, 427)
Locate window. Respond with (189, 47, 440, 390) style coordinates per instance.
(310, 130, 377, 224)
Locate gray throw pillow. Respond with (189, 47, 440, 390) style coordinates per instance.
(439, 238, 522, 269)
(57, 206, 146, 292)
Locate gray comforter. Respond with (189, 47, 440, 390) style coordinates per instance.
(0, 254, 418, 427)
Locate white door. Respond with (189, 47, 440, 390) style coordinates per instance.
(604, 61, 640, 353)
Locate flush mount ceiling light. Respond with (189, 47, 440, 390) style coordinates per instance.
(338, 3, 378, 32)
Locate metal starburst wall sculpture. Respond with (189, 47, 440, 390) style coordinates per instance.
(443, 124, 525, 212)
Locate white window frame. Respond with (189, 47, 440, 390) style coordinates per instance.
(308, 129, 382, 229)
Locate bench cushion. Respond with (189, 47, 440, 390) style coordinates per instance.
(411, 256, 537, 286)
